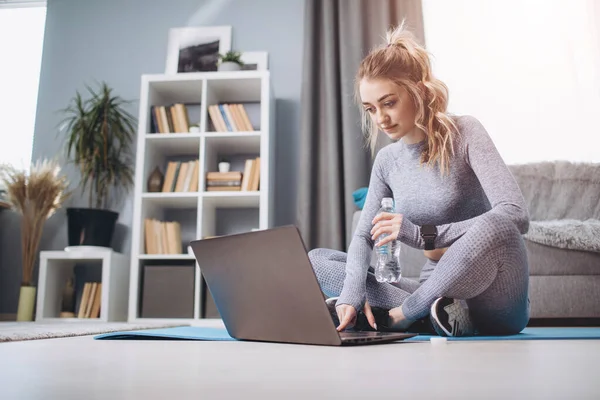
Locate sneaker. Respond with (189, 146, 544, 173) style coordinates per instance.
(430, 297, 476, 337)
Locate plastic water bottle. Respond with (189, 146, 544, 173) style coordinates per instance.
(374, 197, 401, 283)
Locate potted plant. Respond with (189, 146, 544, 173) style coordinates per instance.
(0, 159, 70, 321)
(218, 51, 244, 71)
(59, 81, 136, 248)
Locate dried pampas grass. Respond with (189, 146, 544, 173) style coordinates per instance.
(0, 159, 70, 286)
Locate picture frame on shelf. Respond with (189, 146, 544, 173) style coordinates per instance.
(240, 51, 269, 71)
(165, 26, 232, 74)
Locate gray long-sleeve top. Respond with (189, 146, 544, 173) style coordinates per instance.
(337, 115, 530, 311)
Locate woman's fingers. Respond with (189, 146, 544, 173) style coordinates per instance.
(375, 235, 395, 247)
(363, 302, 377, 330)
(372, 212, 394, 224)
(371, 224, 387, 238)
(371, 226, 395, 242)
(370, 220, 392, 235)
(336, 306, 357, 332)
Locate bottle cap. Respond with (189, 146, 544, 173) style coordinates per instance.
(430, 337, 448, 345)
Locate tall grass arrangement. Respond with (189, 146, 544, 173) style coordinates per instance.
(0, 159, 70, 286)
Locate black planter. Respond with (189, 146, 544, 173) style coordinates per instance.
(66, 208, 119, 247)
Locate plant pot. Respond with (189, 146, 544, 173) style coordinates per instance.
(218, 162, 231, 173)
(218, 62, 242, 72)
(66, 208, 119, 248)
(16, 286, 36, 321)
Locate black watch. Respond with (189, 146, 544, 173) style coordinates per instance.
(420, 225, 437, 250)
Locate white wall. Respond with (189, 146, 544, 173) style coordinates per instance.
(422, 0, 600, 164)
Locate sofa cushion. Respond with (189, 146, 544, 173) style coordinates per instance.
(525, 240, 600, 276)
(508, 161, 600, 221)
(529, 275, 600, 318)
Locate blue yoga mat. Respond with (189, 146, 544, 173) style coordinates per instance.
(94, 326, 600, 341)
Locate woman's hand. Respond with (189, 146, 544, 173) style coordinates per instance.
(371, 212, 404, 246)
(335, 304, 357, 331)
(336, 301, 377, 331)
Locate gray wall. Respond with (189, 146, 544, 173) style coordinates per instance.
(0, 0, 305, 315)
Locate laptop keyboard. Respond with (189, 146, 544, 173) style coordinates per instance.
(339, 331, 403, 342)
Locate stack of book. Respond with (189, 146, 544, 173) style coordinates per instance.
(144, 219, 182, 254)
(77, 282, 102, 319)
(150, 103, 190, 133)
(208, 103, 254, 132)
(161, 160, 199, 192)
(205, 171, 242, 191)
(205, 157, 260, 192)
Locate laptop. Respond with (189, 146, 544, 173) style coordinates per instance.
(189, 225, 416, 346)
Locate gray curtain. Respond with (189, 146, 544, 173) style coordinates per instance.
(297, 0, 425, 251)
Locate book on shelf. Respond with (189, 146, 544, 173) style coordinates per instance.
(205, 171, 241, 191)
(206, 186, 241, 191)
(207, 103, 255, 132)
(144, 218, 183, 255)
(206, 171, 242, 181)
(205, 180, 241, 187)
(160, 159, 199, 192)
(241, 157, 260, 191)
(77, 282, 102, 319)
(203, 157, 260, 192)
(150, 103, 191, 134)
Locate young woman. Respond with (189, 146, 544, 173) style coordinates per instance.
(308, 22, 531, 337)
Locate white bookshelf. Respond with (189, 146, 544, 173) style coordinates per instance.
(128, 70, 275, 323)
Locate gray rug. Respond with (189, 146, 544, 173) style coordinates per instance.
(0, 321, 187, 343)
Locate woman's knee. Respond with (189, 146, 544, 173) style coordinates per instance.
(307, 248, 329, 266)
(470, 212, 523, 246)
(307, 248, 346, 297)
(308, 248, 346, 265)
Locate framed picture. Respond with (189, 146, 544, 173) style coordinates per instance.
(240, 51, 269, 71)
(165, 26, 232, 74)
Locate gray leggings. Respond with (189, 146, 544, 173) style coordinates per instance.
(308, 213, 530, 335)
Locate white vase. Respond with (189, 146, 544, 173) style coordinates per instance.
(218, 162, 231, 173)
(16, 286, 36, 321)
(218, 62, 242, 71)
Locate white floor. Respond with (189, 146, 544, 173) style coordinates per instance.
(0, 320, 599, 399)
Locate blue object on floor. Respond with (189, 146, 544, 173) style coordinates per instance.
(94, 326, 600, 341)
(406, 327, 600, 341)
(94, 326, 236, 341)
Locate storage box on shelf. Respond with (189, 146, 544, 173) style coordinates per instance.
(128, 70, 274, 324)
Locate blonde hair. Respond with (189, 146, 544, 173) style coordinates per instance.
(355, 21, 458, 175)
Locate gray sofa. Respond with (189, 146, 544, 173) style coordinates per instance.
(352, 161, 600, 320)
